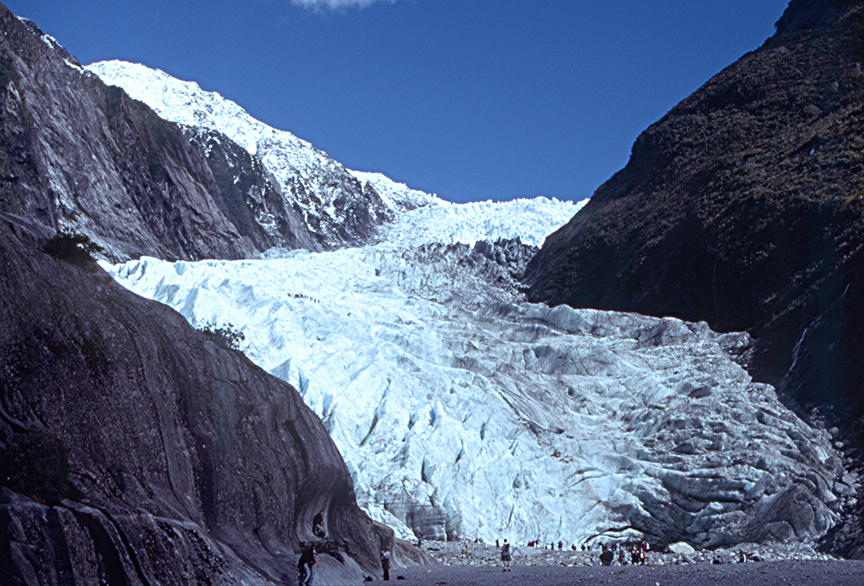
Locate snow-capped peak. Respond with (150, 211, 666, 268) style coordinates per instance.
(86, 59, 583, 250)
(87, 60, 318, 169)
(348, 169, 438, 211)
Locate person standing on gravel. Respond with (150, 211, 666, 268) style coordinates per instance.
(600, 544, 614, 566)
(501, 539, 512, 572)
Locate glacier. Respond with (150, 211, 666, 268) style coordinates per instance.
(106, 229, 844, 548)
(93, 59, 846, 549)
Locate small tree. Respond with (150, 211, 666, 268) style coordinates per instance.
(197, 321, 245, 351)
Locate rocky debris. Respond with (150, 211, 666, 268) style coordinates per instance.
(417, 539, 840, 568)
(401, 558, 864, 586)
(0, 213, 383, 584)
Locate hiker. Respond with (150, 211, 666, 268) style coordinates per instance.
(417, 530, 423, 548)
(312, 510, 325, 539)
(381, 547, 391, 581)
(500, 539, 512, 572)
(600, 544, 614, 566)
(298, 544, 317, 586)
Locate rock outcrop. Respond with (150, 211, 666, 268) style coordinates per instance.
(0, 213, 383, 584)
(525, 1, 864, 438)
(86, 59, 398, 253)
(0, 5, 390, 262)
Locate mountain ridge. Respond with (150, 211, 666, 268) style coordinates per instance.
(525, 0, 864, 434)
(0, 10, 407, 261)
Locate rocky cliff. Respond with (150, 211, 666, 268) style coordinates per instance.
(525, 1, 864, 440)
(0, 212, 386, 584)
(85, 59, 399, 252)
(0, 5, 389, 262)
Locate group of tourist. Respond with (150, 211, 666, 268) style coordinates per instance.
(300, 511, 653, 584)
(494, 538, 651, 570)
(598, 541, 649, 566)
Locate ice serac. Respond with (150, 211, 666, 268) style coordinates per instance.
(86, 60, 413, 250)
(108, 216, 847, 549)
(0, 213, 383, 585)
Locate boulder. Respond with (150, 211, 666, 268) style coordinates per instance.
(669, 542, 697, 556)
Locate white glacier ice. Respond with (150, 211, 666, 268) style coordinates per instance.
(93, 59, 844, 549)
(106, 234, 842, 547)
(379, 196, 585, 248)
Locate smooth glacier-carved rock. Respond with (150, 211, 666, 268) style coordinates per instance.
(0, 215, 382, 585)
(87, 60, 416, 249)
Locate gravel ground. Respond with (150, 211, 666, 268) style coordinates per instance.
(380, 541, 864, 586)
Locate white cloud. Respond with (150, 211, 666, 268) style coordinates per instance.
(291, 0, 399, 11)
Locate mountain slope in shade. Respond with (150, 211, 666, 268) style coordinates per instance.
(525, 1, 864, 443)
(0, 10, 325, 261)
(0, 213, 384, 585)
(87, 60, 433, 249)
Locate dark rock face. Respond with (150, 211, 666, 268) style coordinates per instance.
(0, 7, 255, 261)
(525, 1, 864, 432)
(280, 162, 391, 250)
(184, 127, 324, 253)
(774, 0, 857, 35)
(0, 214, 382, 584)
(0, 7, 388, 262)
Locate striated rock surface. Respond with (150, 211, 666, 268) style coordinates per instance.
(86, 59, 416, 251)
(0, 213, 383, 584)
(525, 1, 864, 439)
(0, 6, 395, 262)
(183, 126, 324, 252)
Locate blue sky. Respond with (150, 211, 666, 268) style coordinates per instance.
(7, 0, 791, 203)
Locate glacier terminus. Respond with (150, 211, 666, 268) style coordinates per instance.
(94, 60, 848, 551)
